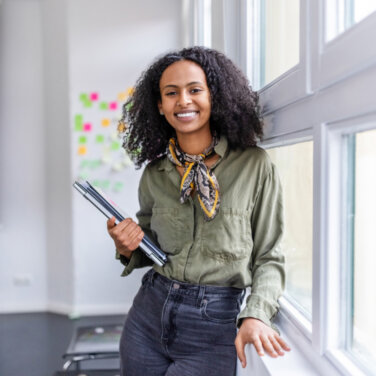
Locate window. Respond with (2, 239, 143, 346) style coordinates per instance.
(326, 0, 376, 42)
(347, 129, 376, 371)
(190, 1, 376, 373)
(267, 141, 313, 318)
(252, 0, 300, 89)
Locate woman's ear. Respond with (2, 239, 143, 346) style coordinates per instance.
(158, 101, 164, 116)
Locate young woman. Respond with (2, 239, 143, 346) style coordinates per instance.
(107, 46, 290, 376)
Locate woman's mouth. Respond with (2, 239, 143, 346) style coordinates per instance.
(175, 111, 199, 120)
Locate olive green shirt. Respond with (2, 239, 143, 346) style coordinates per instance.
(117, 137, 285, 329)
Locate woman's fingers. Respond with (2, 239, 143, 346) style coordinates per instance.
(107, 216, 116, 230)
(127, 226, 144, 249)
(107, 218, 143, 252)
(236, 318, 291, 362)
(234, 333, 247, 368)
(252, 337, 265, 357)
(276, 335, 291, 352)
(260, 334, 278, 357)
(268, 335, 284, 356)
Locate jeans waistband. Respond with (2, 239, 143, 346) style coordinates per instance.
(147, 269, 244, 299)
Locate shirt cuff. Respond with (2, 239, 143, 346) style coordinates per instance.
(115, 249, 141, 276)
(237, 293, 280, 334)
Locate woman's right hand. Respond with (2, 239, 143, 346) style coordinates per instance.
(107, 217, 144, 260)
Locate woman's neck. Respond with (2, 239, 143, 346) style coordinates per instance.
(176, 130, 213, 155)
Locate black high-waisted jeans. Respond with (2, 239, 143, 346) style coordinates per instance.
(120, 269, 244, 376)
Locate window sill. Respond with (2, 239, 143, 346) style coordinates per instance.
(236, 331, 320, 376)
(236, 310, 342, 376)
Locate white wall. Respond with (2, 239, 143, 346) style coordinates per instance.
(68, 0, 182, 315)
(0, 0, 182, 314)
(0, 0, 47, 312)
(42, 0, 74, 313)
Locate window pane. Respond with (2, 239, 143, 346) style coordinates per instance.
(354, 0, 376, 23)
(267, 141, 313, 317)
(259, 0, 300, 87)
(326, 0, 376, 42)
(351, 129, 376, 370)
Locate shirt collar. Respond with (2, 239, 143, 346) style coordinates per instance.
(158, 135, 229, 172)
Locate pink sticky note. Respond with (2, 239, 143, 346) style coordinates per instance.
(90, 93, 99, 101)
(83, 123, 92, 132)
(109, 102, 118, 110)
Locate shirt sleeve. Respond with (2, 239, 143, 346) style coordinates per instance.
(117, 165, 157, 276)
(237, 163, 285, 332)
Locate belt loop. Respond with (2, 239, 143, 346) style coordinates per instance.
(196, 285, 205, 308)
(149, 269, 156, 286)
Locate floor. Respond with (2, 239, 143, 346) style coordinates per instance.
(0, 312, 126, 376)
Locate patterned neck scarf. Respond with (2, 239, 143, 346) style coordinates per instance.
(167, 136, 220, 221)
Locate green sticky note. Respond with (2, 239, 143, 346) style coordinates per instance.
(83, 100, 92, 108)
(74, 114, 83, 131)
(99, 102, 108, 110)
(79, 93, 89, 102)
(75, 123, 83, 131)
(102, 180, 111, 190)
(111, 141, 120, 150)
(79, 160, 89, 169)
(78, 172, 89, 181)
(89, 160, 101, 169)
(113, 182, 124, 192)
(125, 102, 133, 111)
(78, 136, 87, 144)
(92, 179, 101, 188)
(96, 134, 105, 143)
(75, 114, 83, 123)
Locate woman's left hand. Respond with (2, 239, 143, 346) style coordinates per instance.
(235, 317, 291, 368)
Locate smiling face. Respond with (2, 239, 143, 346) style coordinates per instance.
(158, 60, 212, 140)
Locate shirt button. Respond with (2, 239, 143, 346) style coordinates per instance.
(173, 283, 180, 289)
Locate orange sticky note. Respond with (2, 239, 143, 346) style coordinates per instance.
(78, 146, 87, 155)
(101, 118, 111, 127)
(117, 92, 127, 102)
(127, 87, 134, 96)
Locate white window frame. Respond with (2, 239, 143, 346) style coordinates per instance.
(323, 114, 376, 376)
(246, 1, 376, 375)
(187, 1, 376, 373)
(241, 0, 309, 113)
(182, 0, 212, 47)
(312, 2, 376, 91)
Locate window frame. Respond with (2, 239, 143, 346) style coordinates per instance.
(323, 114, 376, 376)
(312, 1, 376, 91)
(187, 1, 376, 373)
(241, 0, 309, 113)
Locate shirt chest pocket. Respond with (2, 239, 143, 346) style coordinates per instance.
(201, 207, 252, 261)
(150, 207, 186, 254)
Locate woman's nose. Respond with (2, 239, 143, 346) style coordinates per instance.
(177, 91, 192, 106)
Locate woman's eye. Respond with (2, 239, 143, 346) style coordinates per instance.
(191, 88, 202, 93)
(165, 91, 177, 96)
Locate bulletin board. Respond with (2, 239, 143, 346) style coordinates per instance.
(72, 88, 134, 194)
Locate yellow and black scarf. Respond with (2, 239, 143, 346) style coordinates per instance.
(167, 137, 220, 221)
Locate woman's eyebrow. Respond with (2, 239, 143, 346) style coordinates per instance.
(162, 81, 204, 90)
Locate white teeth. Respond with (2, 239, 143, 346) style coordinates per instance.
(176, 112, 197, 118)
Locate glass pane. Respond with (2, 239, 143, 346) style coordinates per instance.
(326, 0, 376, 42)
(260, 0, 300, 87)
(267, 141, 313, 317)
(351, 129, 376, 370)
(354, 0, 376, 23)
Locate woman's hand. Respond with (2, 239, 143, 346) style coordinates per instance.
(235, 317, 291, 368)
(107, 217, 144, 259)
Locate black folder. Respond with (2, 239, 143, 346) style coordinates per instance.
(73, 180, 167, 266)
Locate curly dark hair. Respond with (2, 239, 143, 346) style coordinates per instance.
(121, 46, 263, 167)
